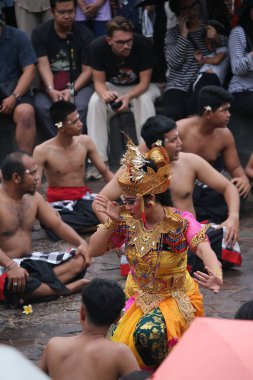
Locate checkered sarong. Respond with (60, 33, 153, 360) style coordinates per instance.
(0, 249, 76, 275)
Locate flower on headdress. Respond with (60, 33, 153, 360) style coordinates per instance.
(55, 121, 63, 129)
(154, 140, 162, 147)
(204, 105, 212, 111)
(23, 304, 33, 315)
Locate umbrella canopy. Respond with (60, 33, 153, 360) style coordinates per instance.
(153, 317, 253, 380)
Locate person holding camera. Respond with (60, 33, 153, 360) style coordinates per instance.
(86, 16, 160, 169)
(163, 0, 227, 121)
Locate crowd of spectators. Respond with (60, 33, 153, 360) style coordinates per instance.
(0, 0, 252, 175)
(1, 1, 253, 378)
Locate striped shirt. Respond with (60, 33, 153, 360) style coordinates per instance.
(164, 24, 210, 92)
(228, 26, 253, 93)
(164, 23, 227, 92)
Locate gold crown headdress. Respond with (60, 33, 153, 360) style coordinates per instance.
(118, 136, 171, 221)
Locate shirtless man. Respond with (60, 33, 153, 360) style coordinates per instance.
(0, 151, 89, 306)
(93, 115, 240, 245)
(177, 85, 250, 199)
(39, 278, 140, 380)
(33, 100, 114, 240)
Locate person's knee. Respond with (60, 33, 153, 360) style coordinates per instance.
(88, 92, 103, 109)
(14, 103, 35, 125)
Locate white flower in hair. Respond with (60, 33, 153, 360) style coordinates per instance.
(55, 121, 63, 128)
(204, 106, 212, 111)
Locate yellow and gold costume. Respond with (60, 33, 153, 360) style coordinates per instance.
(107, 207, 207, 369)
(101, 137, 208, 369)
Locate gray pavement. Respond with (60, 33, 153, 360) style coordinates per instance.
(0, 178, 253, 366)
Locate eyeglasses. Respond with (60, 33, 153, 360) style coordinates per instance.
(55, 9, 75, 16)
(122, 198, 136, 206)
(179, 0, 200, 12)
(113, 38, 133, 47)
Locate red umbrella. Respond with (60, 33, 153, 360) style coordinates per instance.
(153, 317, 253, 380)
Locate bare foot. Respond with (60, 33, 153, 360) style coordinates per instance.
(66, 278, 90, 294)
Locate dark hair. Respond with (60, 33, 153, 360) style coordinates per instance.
(143, 159, 172, 207)
(120, 370, 150, 380)
(234, 301, 253, 320)
(238, 1, 253, 48)
(1, 151, 32, 181)
(106, 16, 134, 37)
(50, 0, 77, 10)
(141, 115, 177, 149)
(82, 279, 125, 326)
(49, 100, 77, 125)
(169, 0, 182, 17)
(196, 85, 234, 116)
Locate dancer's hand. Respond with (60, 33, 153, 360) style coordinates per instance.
(194, 266, 223, 294)
(94, 195, 121, 222)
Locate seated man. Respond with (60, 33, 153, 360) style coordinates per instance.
(177, 85, 250, 225)
(31, 0, 94, 138)
(0, 151, 89, 307)
(0, 13, 36, 153)
(33, 100, 114, 241)
(39, 279, 140, 380)
(93, 115, 241, 268)
(86, 15, 160, 165)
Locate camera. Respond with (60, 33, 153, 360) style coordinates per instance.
(109, 99, 123, 110)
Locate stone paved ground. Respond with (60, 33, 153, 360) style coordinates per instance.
(0, 178, 253, 366)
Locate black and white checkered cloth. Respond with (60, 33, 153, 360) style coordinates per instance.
(0, 249, 77, 275)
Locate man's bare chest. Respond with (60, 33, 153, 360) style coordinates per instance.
(0, 200, 36, 236)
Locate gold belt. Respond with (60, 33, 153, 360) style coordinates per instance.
(135, 273, 195, 325)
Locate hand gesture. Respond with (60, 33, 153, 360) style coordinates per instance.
(194, 50, 204, 65)
(84, 3, 100, 18)
(0, 95, 16, 114)
(194, 266, 223, 294)
(102, 90, 118, 104)
(75, 241, 91, 268)
(219, 214, 239, 246)
(94, 195, 121, 222)
(7, 264, 29, 294)
(115, 94, 130, 112)
(178, 15, 189, 38)
(231, 176, 251, 198)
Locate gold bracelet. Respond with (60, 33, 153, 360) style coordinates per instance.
(97, 217, 117, 230)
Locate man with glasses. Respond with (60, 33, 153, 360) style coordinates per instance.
(86, 15, 160, 173)
(31, 0, 94, 138)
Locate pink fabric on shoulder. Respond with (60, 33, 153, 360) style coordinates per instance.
(182, 211, 204, 245)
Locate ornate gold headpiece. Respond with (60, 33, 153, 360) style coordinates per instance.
(118, 136, 171, 197)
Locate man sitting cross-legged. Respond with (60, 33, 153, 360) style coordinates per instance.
(177, 85, 250, 223)
(33, 100, 114, 241)
(92, 115, 241, 268)
(0, 151, 89, 307)
(39, 278, 140, 380)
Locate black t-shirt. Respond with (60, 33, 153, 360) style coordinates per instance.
(32, 20, 94, 81)
(88, 34, 155, 85)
